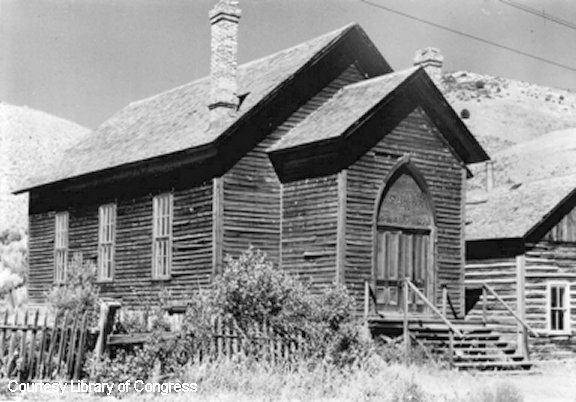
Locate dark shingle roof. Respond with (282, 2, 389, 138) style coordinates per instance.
(269, 67, 418, 151)
(466, 174, 576, 241)
(19, 24, 357, 192)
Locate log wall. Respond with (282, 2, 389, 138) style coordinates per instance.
(524, 241, 576, 358)
(465, 237, 576, 358)
(465, 257, 518, 340)
(345, 107, 466, 314)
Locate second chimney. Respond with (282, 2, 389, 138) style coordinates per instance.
(413, 47, 443, 87)
(209, 0, 241, 127)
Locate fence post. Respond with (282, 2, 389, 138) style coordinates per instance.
(403, 278, 410, 364)
(92, 300, 121, 374)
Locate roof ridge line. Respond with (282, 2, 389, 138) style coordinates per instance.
(118, 23, 359, 115)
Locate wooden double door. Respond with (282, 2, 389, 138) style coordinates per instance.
(375, 228, 432, 313)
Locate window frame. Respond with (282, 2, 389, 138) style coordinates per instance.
(98, 203, 117, 282)
(152, 193, 173, 280)
(54, 211, 69, 284)
(547, 281, 571, 335)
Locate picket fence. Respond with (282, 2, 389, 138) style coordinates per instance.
(0, 307, 306, 381)
(106, 317, 306, 364)
(0, 309, 91, 381)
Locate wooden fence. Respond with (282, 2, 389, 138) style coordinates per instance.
(0, 309, 92, 381)
(0, 305, 306, 381)
(106, 317, 306, 365)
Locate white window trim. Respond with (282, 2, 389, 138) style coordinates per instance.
(547, 281, 571, 335)
(152, 193, 173, 280)
(54, 211, 69, 284)
(98, 203, 116, 282)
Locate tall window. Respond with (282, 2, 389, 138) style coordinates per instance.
(98, 204, 116, 281)
(54, 212, 69, 284)
(152, 193, 173, 279)
(548, 282, 570, 334)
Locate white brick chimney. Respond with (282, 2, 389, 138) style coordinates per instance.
(413, 47, 443, 87)
(209, 0, 241, 127)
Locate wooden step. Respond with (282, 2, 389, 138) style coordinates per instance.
(453, 360, 533, 371)
(453, 347, 516, 355)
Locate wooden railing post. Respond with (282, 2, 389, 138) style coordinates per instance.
(448, 330, 454, 368)
(403, 278, 410, 364)
(442, 285, 448, 317)
(520, 324, 529, 360)
(482, 285, 487, 326)
(364, 281, 370, 321)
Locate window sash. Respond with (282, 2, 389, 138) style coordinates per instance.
(549, 283, 570, 333)
(54, 212, 69, 249)
(98, 204, 116, 280)
(54, 212, 69, 283)
(152, 194, 173, 278)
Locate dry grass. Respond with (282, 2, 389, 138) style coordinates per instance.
(2, 358, 576, 402)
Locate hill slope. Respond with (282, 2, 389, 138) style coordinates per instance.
(442, 71, 576, 157)
(0, 103, 90, 228)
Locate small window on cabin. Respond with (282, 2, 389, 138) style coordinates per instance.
(54, 212, 69, 284)
(548, 282, 570, 334)
(152, 193, 173, 279)
(98, 204, 116, 281)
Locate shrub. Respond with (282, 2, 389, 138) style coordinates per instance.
(0, 227, 28, 303)
(45, 254, 99, 324)
(90, 248, 372, 383)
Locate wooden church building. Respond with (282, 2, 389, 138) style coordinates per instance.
(18, 1, 488, 322)
(466, 173, 576, 358)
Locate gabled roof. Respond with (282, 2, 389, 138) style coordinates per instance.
(466, 174, 576, 242)
(18, 23, 389, 193)
(269, 68, 419, 151)
(268, 67, 489, 182)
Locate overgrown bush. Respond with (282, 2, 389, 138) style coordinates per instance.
(90, 248, 372, 382)
(45, 254, 100, 323)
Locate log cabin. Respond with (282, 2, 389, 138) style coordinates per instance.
(16, 1, 505, 365)
(466, 173, 576, 359)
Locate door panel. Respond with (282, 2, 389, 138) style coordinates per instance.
(376, 230, 431, 312)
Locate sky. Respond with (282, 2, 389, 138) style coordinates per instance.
(1, 0, 575, 129)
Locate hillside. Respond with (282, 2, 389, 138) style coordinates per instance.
(439, 71, 576, 194)
(441, 71, 576, 157)
(0, 103, 90, 229)
(467, 128, 576, 193)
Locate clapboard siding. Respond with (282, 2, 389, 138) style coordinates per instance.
(345, 107, 465, 314)
(281, 175, 339, 289)
(221, 63, 365, 266)
(222, 133, 282, 263)
(28, 212, 56, 301)
(28, 181, 214, 306)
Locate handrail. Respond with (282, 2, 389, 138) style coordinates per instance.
(363, 281, 385, 320)
(446, 292, 459, 320)
(482, 283, 539, 338)
(405, 279, 464, 338)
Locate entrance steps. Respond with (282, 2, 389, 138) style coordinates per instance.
(369, 317, 533, 371)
